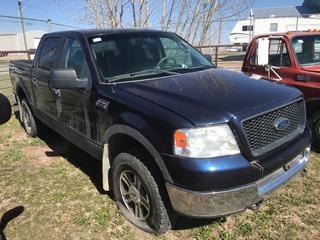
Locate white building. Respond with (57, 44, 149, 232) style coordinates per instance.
(230, 0, 320, 44)
(0, 30, 46, 51)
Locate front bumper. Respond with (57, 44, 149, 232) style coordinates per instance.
(166, 144, 311, 218)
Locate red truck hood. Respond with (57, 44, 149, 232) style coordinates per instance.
(302, 66, 320, 73)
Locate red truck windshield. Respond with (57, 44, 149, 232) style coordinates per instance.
(292, 35, 320, 67)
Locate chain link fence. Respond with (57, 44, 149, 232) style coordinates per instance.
(197, 44, 247, 71)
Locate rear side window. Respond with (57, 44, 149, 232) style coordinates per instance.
(38, 37, 63, 70)
(60, 38, 90, 79)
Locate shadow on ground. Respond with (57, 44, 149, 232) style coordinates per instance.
(0, 206, 24, 240)
(172, 215, 225, 230)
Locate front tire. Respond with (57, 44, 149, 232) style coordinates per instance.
(112, 152, 171, 234)
(20, 98, 38, 137)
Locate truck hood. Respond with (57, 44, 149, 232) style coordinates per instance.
(118, 68, 302, 125)
(302, 66, 320, 73)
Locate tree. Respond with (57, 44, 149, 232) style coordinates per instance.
(54, 0, 254, 46)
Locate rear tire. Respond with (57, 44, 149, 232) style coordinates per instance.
(112, 152, 171, 234)
(20, 98, 38, 137)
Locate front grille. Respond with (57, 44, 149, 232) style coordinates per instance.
(242, 100, 305, 157)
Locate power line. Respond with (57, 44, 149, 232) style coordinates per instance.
(0, 14, 82, 29)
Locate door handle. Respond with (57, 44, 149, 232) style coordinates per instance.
(53, 88, 61, 97)
(32, 78, 38, 87)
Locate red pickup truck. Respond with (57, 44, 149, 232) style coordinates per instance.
(242, 31, 320, 147)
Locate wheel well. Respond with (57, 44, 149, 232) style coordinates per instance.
(108, 133, 165, 183)
(306, 100, 320, 118)
(107, 133, 173, 212)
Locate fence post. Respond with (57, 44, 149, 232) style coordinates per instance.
(18, 0, 30, 60)
(215, 46, 218, 67)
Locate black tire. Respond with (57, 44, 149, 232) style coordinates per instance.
(20, 98, 38, 137)
(0, 94, 11, 124)
(112, 152, 171, 234)
(311, 110, 320, 149)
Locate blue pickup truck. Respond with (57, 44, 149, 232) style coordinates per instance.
(9, 29, 311, 234)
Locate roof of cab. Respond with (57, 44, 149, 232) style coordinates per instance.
(253, 30, 320, 40)
(43, 28, 172, 38)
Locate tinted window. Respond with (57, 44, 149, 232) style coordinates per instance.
(242, 25, 253, 31)
(60, 38, 89, 79)
(38, 37, 63, 70)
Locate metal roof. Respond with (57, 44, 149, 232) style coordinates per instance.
(253, 6, 320, 19)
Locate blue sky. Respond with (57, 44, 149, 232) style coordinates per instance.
(0, 0, 304, 32)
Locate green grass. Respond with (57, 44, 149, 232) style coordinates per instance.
(0, 117, 320, 239)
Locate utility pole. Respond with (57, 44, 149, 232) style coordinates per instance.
(18, 0, 29, 59)
(47, 19, 52, 32)
(249, 9, 254, 42)
(217, 20, 223, 45)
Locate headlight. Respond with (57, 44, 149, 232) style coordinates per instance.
(174, 124, 240, 158)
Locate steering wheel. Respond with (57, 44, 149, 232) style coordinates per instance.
(156, 57, 177, 68)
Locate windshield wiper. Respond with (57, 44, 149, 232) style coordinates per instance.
(168, 64, 214, 73)
(107, 68, 180, 83)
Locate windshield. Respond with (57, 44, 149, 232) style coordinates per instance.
(88, 32, 213, 82)
(292, 35, 320, 67)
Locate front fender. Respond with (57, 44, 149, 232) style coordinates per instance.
(101, 124, 172, 191)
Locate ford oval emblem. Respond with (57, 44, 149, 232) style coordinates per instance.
(274, 117, 290, 131)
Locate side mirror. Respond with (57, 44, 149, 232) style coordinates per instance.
(256, 38, 270, 66)
(204, 54, 212, 63)
(50, 69, 88, 89)
(0, 94, 11, 125)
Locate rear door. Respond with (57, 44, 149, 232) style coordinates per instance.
(245, 37, 294, 82)
(33, 36, 64, 119)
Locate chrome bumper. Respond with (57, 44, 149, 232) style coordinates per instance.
(166, 145, 311, 218)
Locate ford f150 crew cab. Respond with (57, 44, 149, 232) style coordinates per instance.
(242, 31, 320, 148)
(9, 29, 311, 234)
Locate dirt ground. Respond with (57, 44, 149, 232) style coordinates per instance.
(0, 115, 320, 240)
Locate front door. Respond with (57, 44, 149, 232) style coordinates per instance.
(56, 37, 97, 141)
(245, 38, 293, 83)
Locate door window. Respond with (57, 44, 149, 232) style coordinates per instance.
(252, 38, 291, 67)
(60, 38, 90, 80)
(38, 37, 63, 70)
(269, 39, 291, 66)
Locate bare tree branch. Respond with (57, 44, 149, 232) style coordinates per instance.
(54, 0, 254, 46)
